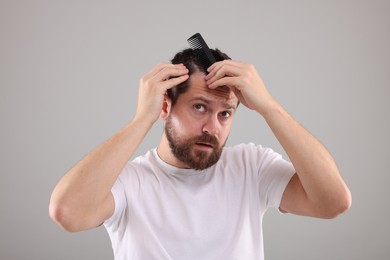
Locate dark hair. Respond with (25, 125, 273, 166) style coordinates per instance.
(167, 48, 231, 106)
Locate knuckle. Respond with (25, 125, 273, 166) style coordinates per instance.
(140, 75, 152, 86)
(139, 76, 146, 84)
(247, 63, 255, 70)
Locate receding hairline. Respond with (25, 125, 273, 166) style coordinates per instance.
(182, 71, 239, 109)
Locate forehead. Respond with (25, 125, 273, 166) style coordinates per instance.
(182, 71, 238, 107)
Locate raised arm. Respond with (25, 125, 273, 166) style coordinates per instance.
(205, 60, 351, 218)
(49, 63, 189, 232)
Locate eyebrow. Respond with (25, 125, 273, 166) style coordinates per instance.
(190, 96, 237, 110)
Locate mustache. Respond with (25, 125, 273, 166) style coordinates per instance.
(191, 133, 219, 147)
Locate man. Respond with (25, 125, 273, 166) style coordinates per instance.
(49, 48, 351, 259)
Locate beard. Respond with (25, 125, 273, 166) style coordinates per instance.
(165, 117, 225, 170)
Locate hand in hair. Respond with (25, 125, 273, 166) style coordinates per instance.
(136, 63, 189, 124)
(205, 60, 277, 117)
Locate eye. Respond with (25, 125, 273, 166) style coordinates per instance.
(194, 104, 206, 112)
(220, 111, 231, 118)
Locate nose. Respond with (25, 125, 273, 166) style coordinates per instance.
(202, 114, 219, 136)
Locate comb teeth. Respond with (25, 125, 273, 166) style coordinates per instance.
(187, 33, 216, 71)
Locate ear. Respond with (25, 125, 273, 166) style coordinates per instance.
(160, 94, 172, 121)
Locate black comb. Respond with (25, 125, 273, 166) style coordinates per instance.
(187, 33, 216, 72)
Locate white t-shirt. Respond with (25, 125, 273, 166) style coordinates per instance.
(104, 143, 295, 260)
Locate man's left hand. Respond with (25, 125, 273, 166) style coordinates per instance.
(205, 60, 276, 116)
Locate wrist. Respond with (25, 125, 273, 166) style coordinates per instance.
(255, 98, 281, 119)
(131, 114, 156, 131)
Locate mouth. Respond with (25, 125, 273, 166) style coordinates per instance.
(195, 142, 214, 149)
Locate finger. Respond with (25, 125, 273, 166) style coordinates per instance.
(153, 66, 189, 82)
(207, 76, 238, 90)
(206, 61, 222, 76)
(205, 61, 226, 80)
(206, 63, 243, 86)
(144, 63, 185, 79)
(206, 59, 238, 72)
(143, 62, 168, 78)
(206, 61, 243, 82)
(161, 74, 189, 91)
(206, 60, 243, 79)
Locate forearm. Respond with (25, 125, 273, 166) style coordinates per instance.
(205, 60, 350, 217)
(49, 63, 189, 231)
(261, 102, 351, 208)
(49, 117, 153, 226)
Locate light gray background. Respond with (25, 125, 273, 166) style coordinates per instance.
(1, 0, 389, 259)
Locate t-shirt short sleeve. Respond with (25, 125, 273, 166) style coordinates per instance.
(253, 144, 296, 211)
(103, 167, 128, 231)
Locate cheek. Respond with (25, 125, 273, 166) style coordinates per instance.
(219, 123, 233, 142)
(169, 114, 198, 136)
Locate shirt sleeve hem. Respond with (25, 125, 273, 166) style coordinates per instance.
(276, 169, 296, 214)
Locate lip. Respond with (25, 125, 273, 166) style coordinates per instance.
(195, 143, 214, 150)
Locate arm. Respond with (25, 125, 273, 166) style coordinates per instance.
(49, 63, 189, 232)
(205, 60, 351, 218)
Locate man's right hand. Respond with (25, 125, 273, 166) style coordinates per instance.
(49, 63, 188, 232)
(135, 63, 189, 124)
